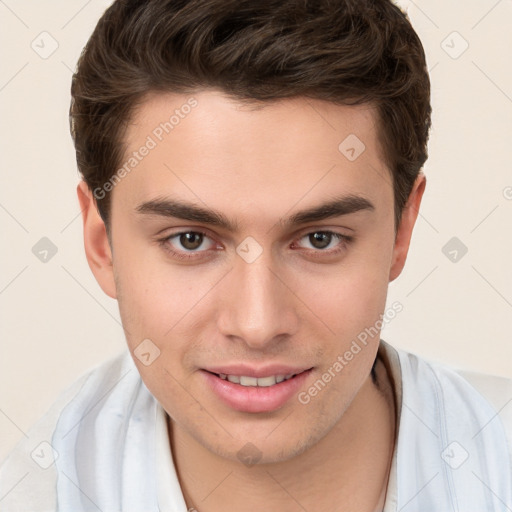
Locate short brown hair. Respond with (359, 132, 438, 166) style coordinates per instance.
(70, 0, 431, 231)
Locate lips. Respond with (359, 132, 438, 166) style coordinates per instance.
(201, 366, 313, 413)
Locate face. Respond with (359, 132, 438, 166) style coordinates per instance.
(80, 89, 423, 464)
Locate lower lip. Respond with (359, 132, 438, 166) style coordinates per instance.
(201, 369, 313, 413)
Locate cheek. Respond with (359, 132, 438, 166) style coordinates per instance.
(113, 246, 224, 376)
(293, 255, 391, 343)
(113, 259, 201, 407)
(112, 232, 189, 331)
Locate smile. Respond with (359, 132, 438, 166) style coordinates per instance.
(202, 368, 313, 413)
(215, 373, 299, 387)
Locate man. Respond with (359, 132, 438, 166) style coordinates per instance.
(1, 0, 511, 510)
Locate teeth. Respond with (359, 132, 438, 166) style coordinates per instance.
(218, 373, 296, 387)
(255, 376, 277, 387)
(239, 376, 258, 386)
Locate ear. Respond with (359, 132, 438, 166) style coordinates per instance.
(389, 173, 426, 282)
(77, 181, 117, 299)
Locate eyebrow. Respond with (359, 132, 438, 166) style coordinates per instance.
(135, 194, 374, 231)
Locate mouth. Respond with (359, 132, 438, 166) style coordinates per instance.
(201, 368, 314, 413)
(208, 371, 305, 387)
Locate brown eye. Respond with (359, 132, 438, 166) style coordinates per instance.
(294, 230, 351, 257)
(179, 232, 204, 250)
(159, 230, 220, 261)
(308, 232, 332, 249)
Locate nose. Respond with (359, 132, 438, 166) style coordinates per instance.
(217, 250, 300, 350)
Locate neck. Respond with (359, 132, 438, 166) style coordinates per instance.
(169, 357, 396, 512)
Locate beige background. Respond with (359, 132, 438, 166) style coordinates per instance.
(1, 0, 511, 461)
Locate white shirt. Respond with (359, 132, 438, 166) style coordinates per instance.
(1, 340, 511, 511)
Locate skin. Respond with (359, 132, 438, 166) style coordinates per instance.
(78, 89, 425, 511)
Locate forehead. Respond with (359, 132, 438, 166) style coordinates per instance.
(113, 89, 392, 223)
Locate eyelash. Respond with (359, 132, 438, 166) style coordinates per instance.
(157, 230, 353, 261)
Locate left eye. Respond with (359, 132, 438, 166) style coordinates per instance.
(296, 231, 346, 250)
(167, 232, 215, 252)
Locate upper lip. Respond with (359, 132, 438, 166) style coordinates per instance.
(203, 364, 313, 378)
